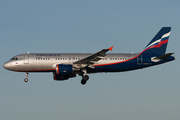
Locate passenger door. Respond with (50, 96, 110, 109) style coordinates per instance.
(24, 54, 29, 64)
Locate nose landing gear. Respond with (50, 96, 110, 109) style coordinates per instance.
(24, 72, 29, 82)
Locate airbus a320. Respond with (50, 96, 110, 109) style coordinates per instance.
(3, 27, 175, 85)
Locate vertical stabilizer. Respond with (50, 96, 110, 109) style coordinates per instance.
(141, 27, 171, 56)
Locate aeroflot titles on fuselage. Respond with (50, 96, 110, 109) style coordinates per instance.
(36, 54, 61, 56)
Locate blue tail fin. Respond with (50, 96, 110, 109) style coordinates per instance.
(141, 27, 171, 56)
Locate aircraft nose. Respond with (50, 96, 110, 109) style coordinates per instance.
(3, 62, 8, 69)
(3, 62, 10, 70)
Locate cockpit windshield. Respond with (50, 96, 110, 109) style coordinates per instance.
(10, 58, 18, 61)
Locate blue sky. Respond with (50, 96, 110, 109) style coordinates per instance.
(0, 0, 180, 120)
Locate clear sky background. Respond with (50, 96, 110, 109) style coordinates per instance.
(0, 0, 180, 120)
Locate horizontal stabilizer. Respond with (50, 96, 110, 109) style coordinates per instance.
(151, 52, 174, 62)
(154, 52, 174, 60)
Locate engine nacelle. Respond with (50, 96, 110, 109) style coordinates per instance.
(53, 73, 76, 81)
(56, 64, 73, 75)
(54, 64, 78, 80)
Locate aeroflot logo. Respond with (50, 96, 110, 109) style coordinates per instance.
(36, 54, 61, 56)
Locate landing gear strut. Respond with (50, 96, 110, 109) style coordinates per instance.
(24, 72, 29, 82)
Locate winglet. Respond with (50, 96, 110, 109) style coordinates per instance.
(108, 46, 114, 51)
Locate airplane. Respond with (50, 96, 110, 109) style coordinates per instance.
(3, 27, 175, 85)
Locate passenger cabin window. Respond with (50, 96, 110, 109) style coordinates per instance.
(36, 57, 50, 60)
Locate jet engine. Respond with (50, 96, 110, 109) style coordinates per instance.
(54, 64, 77, 81)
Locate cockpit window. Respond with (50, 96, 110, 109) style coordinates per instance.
(10, 58, 18, 61)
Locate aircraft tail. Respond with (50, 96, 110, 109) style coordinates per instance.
(141, 27, 171, 56)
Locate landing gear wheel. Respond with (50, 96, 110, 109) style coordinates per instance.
(81, 80, 86, 85)
(24, 78, 28, 82)
(81, 75, 89, 85)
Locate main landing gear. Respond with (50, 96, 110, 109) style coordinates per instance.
(81, 75, 89, 85)
(24, 72, 29, 82)
(80, 69, 89, 85)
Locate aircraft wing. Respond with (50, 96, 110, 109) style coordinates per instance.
(73, 46, 113, 68)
